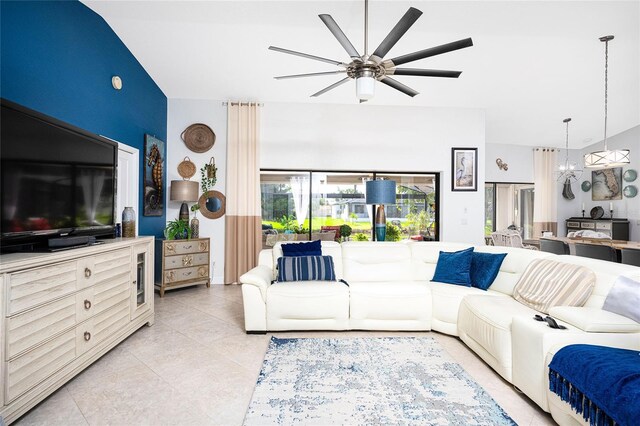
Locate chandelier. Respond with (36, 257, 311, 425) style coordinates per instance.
(556, 118, 582, 182)
(584, 35, 630, 168)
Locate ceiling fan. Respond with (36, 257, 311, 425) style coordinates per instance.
(269, 0, 473, 102)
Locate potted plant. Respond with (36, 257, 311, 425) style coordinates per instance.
(339, 224, 352, 241)
(164, 218, 192, 240)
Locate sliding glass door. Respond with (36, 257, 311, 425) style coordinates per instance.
(485, 182, 535, 239)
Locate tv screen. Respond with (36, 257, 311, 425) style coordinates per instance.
(1, 99, 117, 249)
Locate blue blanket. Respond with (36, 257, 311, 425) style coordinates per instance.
(548, 344, 640, 426)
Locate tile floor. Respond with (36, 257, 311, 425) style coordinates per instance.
(15, 285, 554, 426)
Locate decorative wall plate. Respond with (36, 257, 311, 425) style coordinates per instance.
(581, 181, 591, 192)
(590, 206, 604, 219)
(623, 185, 637, 198)
(181, 123, 215, 153)
(177, 156, 196, 179)
(623, 169, 637, 182)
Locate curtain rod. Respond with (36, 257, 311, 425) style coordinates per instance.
(222, 101, 264, 107)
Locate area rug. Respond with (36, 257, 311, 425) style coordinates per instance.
(244, 337, 516, 425)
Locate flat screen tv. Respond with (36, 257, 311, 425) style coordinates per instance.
(1, 99, 117, 251)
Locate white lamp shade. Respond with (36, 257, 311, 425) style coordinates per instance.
(584, 149, 630, 168)
(170, 180, 199, 202)
(356, 76, 375, 100)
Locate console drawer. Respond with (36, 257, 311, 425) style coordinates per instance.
(6, 295, 76, 360)
(581, 222, 595, 229)
(163, 265, 209, 284)
(76, 300, 130, 357)
(164, 253, 209, 269)
(6, 330, 76, 402)
(7, 261, 78, 315)
(164, 240, 209, 256)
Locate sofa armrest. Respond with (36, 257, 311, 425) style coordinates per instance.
(239, 265, 273, 301)
(548, 306, 640, 333)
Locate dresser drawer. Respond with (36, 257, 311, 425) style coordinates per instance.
(6, 295, 76, 360)
(566, 221, 580, 228)
(76, 300, 130, 357)
(164, 253, 209, 270)
(580, 222, 595, 229)
(8, 261, 78, 315)
(75, 272, 130, 323)
(163, 265, 209, 284)
(596, 222, 612, 231)
(78, 248, 131, 290)
(164, 240, 209, 256)
(6, 330, 76, 402)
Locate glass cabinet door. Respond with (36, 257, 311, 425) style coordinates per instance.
(131, 242, 152, 320)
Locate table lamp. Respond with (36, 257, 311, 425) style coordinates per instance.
(170, 180, 199, 221)
(366, 179, 397, 242)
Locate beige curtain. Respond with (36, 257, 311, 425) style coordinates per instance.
(533, 148, 558, 238)
(225, 102, 261, 284)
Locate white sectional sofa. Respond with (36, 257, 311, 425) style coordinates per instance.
(239, 240, 640, 422)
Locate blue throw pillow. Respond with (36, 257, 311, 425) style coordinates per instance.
(281, 240, 322, 257)
(276, 255, 336, 282)
(431, 247, 474, 286)
(470, 252, 507, 290)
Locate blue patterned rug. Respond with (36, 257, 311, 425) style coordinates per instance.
(244, 337, 516, 425)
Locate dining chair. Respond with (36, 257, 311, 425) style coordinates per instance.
(540, 238, 570, 255)
(491, 230, 538, 250)
(574, 243, 618, 262)
(621, 248, 640, 267)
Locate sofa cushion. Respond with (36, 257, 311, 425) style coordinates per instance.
(470, 252, 507, 290)
(276, 255, 336, 282)
(602, 275, 640, 323)
(513, 259, 596, 314)
(342, 242, 413, 282)
(266, 281, 349, 323)
(281, 240, 321, 257)
(272, 241, 343, 280)
(428, 283, 504, 335)
(349, 281, 431, 322)
(431, 247, 474, 286)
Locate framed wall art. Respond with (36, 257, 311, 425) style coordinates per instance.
(451, 147, 478, 191)
(143, 134, 165, 216)
(591, 167, 622, 201)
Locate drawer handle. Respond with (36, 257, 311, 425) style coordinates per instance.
(84, 331, 91, 342)
(185, 244, 193, 249)
(185, 271, 192, 276)
(84, 267, 92, 278)
(84, 299, 92, 310)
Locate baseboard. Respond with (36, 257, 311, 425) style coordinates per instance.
(246, 330, 267, 335)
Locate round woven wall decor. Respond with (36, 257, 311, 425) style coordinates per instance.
(177, 156, 196, 179)
(181, 123, 215, 153)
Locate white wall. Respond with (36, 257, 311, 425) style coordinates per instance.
(580, 126, 640, 242)
(261, 103, 486, 245)
(485, 144, 534, 183)
(167, 99, 227, 284)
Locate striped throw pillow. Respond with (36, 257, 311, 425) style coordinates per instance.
(276, 255, 336, 282)
(513, 259, 595, 314)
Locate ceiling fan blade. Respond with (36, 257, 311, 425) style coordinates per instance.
(379, 77, 419, 97)
(391, 68, 462, 78)
(384, 38, 474, 67)
(319, 14, 361, 60)
(268, 46, 345, 66)
(311, 77, 351, 97)
(275, 70, 347, 80)
(370, 7, 423, 62)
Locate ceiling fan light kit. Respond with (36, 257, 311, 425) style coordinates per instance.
(584, 35, 630, 168)
(269, 0, 473, 101)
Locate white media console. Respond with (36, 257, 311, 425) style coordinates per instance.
(0, 237, 155, 424)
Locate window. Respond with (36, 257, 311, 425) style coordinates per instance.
(485, 182, 535, 239)
(260, 170, 439, 244)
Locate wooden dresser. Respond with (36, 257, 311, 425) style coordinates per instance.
(565, 217, 630, 240)
(155, 238, 210, 297)
(0, 237, 154, 424)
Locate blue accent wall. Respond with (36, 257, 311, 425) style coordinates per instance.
(1, 0, 167, 237)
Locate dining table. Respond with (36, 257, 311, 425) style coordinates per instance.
(541, 236, 640, 251)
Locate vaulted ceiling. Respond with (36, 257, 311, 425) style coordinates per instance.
(83, 1, 639, 148)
